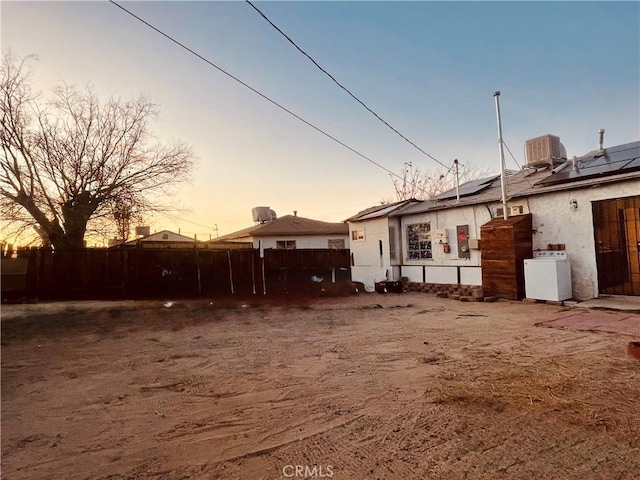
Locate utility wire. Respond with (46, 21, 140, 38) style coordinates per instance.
(245, 0, 451, 172)
(163, 213, 214, 231)
(502, 139, 536, 189)
(502, 140, 523, 170)
(109, 0, 405, 181)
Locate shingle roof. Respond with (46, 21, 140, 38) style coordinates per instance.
(125, 229, 200, 244)
(389, 169, 551, 216)
(535, 140, 640, 187)
(352, 140, 640, 219)
(214, 215, 348, 241)
(433, 175, 501, 201)
(345, 199, 418, 222)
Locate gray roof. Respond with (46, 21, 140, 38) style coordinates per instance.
(371, 139, 640, 218)
(345, 199, 418, 222)
(535, 141, 640, 187)
(389, 169, 551, 216)
(433, 174, 501, 201)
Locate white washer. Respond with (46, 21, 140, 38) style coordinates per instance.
(524, 251, 572, 301)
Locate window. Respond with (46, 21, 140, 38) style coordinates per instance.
(162, 233, 169, 240)
(407, 223, 432, 259)
(276, 240, 296, 250)
(328, 239, 345, 249)
(351, 229, 365, 241)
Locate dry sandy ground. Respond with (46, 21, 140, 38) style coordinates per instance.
(1, 294, 639, 480)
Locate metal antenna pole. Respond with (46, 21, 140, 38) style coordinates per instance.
(493, 91, 508, 220)
(454, 159, 460, 203)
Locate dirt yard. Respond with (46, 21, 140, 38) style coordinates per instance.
(2, 294, 639, 479)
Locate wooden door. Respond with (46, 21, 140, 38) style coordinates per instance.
(624, 206, 640, 293)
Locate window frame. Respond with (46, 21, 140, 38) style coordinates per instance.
(328, 239, 346, 249)
(351, 229, 366, 241)
(406, 222, 432, 260)
(276, 240, 297, 250)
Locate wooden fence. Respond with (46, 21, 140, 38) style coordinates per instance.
(2, 247, 351, 301)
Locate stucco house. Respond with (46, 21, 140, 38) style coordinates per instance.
(113, 229, 203, 249)
(345, 199, 418, 290)
(211, 212, 349, 256)
(348, 137, 640, 300)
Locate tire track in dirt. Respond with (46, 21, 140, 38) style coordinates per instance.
(3, 295, 639, 480)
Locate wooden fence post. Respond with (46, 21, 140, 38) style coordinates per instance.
(261, 254, 266, 295)
(195, 238, 202, 296)
(251, 251, 256, 295)
(122, 248, 128, 298)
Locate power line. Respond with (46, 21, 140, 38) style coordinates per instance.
(163, 213, 214, 230)
(245, 0, 451, 172)
(502, 140, 523, 170)
(108, 0, 406, 181)
(502, 139, 536, 189)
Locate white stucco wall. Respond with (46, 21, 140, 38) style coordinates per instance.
(252, 235, 349, 256)
(399, 265, 482, 286)
(350, 178, 639, 299)
(460, 266, 483, 286)
(398, 180, 640, 299)
(401, 265, 424, 283)
(349, 217, 396, 291)
(528, 181, 640, 300)
(400, 204, 491, 267)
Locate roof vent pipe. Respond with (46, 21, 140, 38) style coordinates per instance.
(551, 160, 570, 175)
(598, 128, 605, 153)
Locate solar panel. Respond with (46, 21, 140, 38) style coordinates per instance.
(434, 175, 500, 200)
(535, 141, 640, 186)
(356, 203, 403, 220)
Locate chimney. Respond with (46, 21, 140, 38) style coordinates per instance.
(293, 210, 297, 217)
(598, 128, 605, 153)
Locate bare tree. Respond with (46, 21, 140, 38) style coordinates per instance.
(1, 53, 194, 250)
(109, 191, 144, 243)
(391, 161, 493, 201)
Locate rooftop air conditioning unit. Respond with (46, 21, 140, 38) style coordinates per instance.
(525, 134, 567, 168)
(135, 226, 151, 237)
(252, 206, 277, 224)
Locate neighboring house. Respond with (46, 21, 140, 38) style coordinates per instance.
(348, 138, 640, 300)
(345, 200, 418, 291)
(211, 213, 349, 256)
(114, 229, 203, 249)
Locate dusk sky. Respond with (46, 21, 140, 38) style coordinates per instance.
(2, 1, 639, 241)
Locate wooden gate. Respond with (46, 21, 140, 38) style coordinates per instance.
(593, 196, 640, 295)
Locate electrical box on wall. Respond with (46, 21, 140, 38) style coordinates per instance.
(468, 238, 481, 250)
(497, 205, 529, 217)
(511, 205, 528, 215)
(435, 229, 448, 243)
(457, 225, 470, 259)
